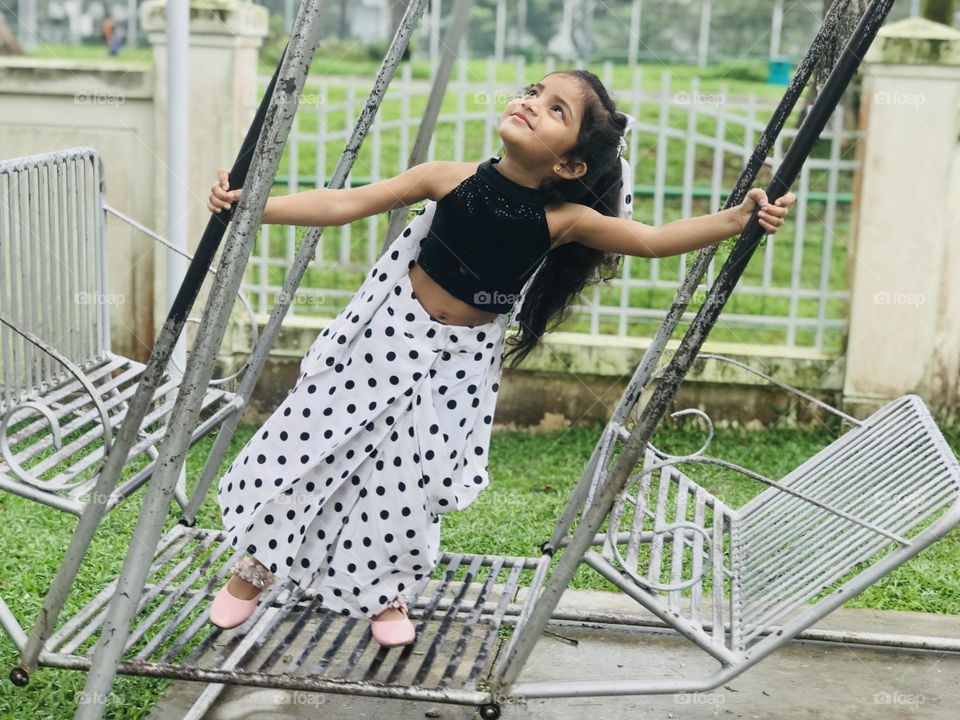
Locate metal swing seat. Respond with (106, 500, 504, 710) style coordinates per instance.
(0, 148, 247, 517)
(3, 0, 958, 719)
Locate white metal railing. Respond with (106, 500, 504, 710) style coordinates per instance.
(239, 57, 860, 353)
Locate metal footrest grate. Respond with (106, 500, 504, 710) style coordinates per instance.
(40, 525, 538, 703)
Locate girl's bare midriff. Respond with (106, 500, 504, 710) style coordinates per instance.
(408, 262, 500, 328)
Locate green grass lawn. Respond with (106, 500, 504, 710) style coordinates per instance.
(16, 43, 152, 64)
(1, 416, 958, 719)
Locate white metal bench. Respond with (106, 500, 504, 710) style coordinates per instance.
(521, 361, 960, 694)
(0, 147, 243, 516)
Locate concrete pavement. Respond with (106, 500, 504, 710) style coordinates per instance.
(148, 587, 960, 720)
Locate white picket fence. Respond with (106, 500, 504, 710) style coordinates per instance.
(241, 57, 860, 353)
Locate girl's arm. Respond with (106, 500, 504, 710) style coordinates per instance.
(210, 161, 447, 227)
(563, 189, 795, 258)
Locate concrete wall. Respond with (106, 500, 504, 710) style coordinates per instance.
(221, 317, 845, 429)
(0, 0, 268, 364)
(141, 0, 268, 358)
(844, 18, 960, 424)
(0, 56, 157, 362)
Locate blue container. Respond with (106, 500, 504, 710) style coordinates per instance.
(767, 55, 792, 85)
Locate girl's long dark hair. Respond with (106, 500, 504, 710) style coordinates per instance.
(502, 69, 629, 369)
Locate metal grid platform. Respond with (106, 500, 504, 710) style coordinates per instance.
(39, 524, 538, 707)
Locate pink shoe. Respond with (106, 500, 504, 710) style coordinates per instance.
(209, 580, 263, 629)
(371, 597, 415, 648)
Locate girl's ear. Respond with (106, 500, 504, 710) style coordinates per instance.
(555, 158, 588, 181)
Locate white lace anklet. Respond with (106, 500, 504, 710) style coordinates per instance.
(385, 595, 408, 613)
(233, 555, 276, 590)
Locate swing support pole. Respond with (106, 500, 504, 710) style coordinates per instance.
(12, 37, 294, 690)
(167, 0, 435, 703)
(492, 0, 897, 693)
(70, 4, 329, 717)
(381, 0, 477, 254)
(179, 0, 439, 527)
(544, 0, 856, 553)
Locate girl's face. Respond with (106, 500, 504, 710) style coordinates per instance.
(499, 74, 587, 182)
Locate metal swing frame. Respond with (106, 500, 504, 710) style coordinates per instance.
(4, 0, 958, 719)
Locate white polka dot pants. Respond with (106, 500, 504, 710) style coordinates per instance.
(217, 267, 506, 620)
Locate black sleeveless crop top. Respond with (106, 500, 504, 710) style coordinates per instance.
(415, 157, 552, 314)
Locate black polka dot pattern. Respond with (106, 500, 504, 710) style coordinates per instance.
(217, 205, 509, 620)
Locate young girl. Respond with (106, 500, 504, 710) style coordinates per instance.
(205, 69, 795, 647)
